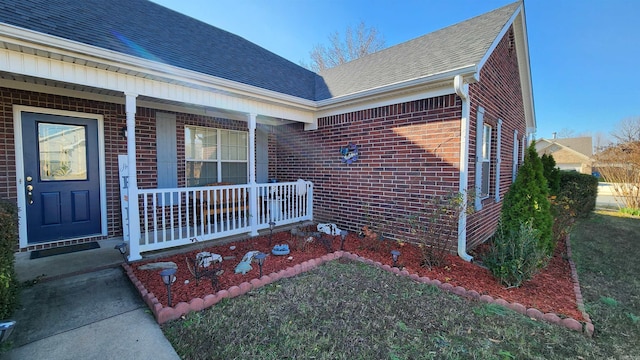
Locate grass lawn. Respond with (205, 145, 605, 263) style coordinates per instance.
(570, 210, 640, 358)
(162, 211, 640, 359)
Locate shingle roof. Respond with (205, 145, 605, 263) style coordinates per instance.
(315, 2, 520, 100)
(0, 0, 319, 100)
(0, 0, 520, 102)
(549, 137, 593, 157)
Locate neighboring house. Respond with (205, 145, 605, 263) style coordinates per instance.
(535, 137, 593, 174)
(0, 0, 535, 262)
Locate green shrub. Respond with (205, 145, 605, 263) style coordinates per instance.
(549, 193, 576, 243)
(541, 153, 561, 195)
(484, 222, 547, 288)
(500, 142, 554, 255)
(0, 199, 19, 319)
(405, 191, 473, 269)
(559, 171, 598, 218)
(620, 208, 640, 217)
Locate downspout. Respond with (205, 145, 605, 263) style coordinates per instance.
(454, 75, 473, 262)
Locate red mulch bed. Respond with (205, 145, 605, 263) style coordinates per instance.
(131, 230, 583, 321)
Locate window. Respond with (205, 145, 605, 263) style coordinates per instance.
(185, 126, 248, 186)
(480, 124, 492, 198)
(494, 119, 502, 202)
(512, 129, 519, 182)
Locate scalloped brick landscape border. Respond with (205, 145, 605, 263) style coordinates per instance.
(123, 237, 593, 336)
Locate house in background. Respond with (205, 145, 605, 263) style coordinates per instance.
(0, 0, 534, 262)
(535, 137, 593, 174)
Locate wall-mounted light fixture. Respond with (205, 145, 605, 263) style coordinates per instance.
(121, 126, 128, 139)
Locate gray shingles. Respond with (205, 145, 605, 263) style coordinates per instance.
(0, 0, 319, 100)
(551, 137, 594, 157)
(315, 2, 520, 100)
(0, 0, 520, 102)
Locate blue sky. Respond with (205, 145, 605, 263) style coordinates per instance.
(151, 0, 638, 143)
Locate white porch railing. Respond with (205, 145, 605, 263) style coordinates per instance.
(130, 181, 313, 258)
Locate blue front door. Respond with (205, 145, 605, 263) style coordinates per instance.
(21, 112, 101, 243)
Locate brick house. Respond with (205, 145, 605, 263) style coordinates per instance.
(536, 137, 593, 174)
(0, 0, 534, 261)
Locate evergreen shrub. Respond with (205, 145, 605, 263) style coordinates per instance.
(541, 153, 561, 195)
(0, 199, 19, 319)
(559, 171, 598, 218)
(484, 222, 547, 288)
(500, 143, 554, 255)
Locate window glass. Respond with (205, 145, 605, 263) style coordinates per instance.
(185, 161, 218, 187)
(220, 129, 247, 161)
(482, 124, 492, 161)
(38, 123, 88, 181)
(185, 127, 217, 161)
(221, 163, 248, 184)
(185, 126, 247, 185)
(480, 124, 492, 197)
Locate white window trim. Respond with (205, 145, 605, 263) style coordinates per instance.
(494, 119, 502, 202)
(512, 129, 519, 181)
(474, 106, 485, 210)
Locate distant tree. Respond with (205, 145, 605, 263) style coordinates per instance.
(611, 116, 640, 144)
(593, 131, 612, 154)
(556, 128, 575, 138)
(593, 142, 640, 210)
(593, 116, 640, 211)
(306, 21, 385, 72)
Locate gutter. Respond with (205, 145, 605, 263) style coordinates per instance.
(454, 75, 473, 262)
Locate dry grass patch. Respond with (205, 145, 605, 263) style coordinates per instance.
(163, 259, 599, 359)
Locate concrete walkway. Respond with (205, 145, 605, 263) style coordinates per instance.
(5, 239, 180, 360)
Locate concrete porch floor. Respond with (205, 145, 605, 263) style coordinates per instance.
(6, 238, 181, 360)
(14, 238, 126, 283)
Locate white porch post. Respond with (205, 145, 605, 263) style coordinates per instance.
(248, 113, 259, 236)
(125, 93, 142, 261)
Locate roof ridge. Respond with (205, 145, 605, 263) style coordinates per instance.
(315, 1, 521, 100)
(319, 1, 521, 75)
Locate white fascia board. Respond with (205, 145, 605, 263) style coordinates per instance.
(514, 6, 536, 131)
(475, 3, 536, 132)
(316, 66, 477, 108)
(0, 24, 316, 111)
(315, 67, 478, 118)
(476, 5, 521, 75)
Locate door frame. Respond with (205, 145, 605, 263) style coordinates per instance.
(13, 105, 108, 248)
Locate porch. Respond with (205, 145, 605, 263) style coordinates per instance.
(128, 180, 313, 260)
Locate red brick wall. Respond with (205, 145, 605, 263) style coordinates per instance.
(274, 26, 528, 251)
(0, 87, 248, 250)
(274, 95, 463, 239)
(0, 88, 127, 250)
(0, 27, 528, 254)
(466, 26, 528, 248)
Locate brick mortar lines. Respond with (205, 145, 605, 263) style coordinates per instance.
(123, 249, 593, 335)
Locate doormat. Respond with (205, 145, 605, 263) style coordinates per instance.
(30, 242, 100, 260)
